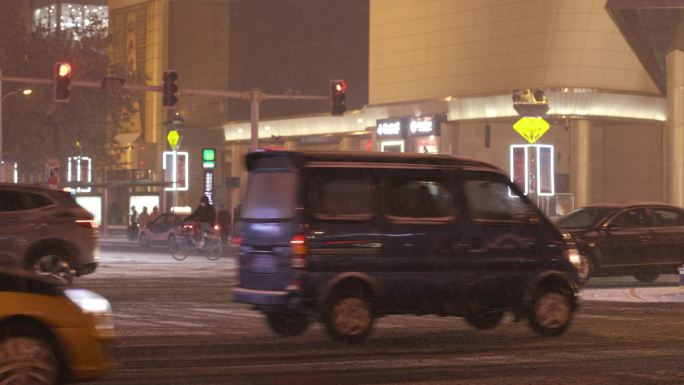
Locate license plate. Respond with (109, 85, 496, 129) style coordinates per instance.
(251, 255, 275, 273)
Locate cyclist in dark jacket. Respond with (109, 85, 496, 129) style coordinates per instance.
(185, 196, 216, 242)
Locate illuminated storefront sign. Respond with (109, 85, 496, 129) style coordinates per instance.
(510, 144, 554, 196)
(163, 151, 189, 191)
(203, 169, 215, 205)
(375, 118, 405, 138)
(67, 156, 92, 193)
(407, 114, 445, 137)
(513, 117, 550, 144)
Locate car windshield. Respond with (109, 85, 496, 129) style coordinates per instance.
(556, 207, 614, 229)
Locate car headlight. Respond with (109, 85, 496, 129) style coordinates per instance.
(563, 247, 582, 267)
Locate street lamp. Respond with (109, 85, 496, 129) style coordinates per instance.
(0, 86, 33, 162)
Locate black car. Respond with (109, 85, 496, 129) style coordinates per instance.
(556, 202, 684, 282)
(231, 150, 581, 343)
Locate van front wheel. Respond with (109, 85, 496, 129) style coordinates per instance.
(264, 312, 309, 337)
(324, 287, 375, 344)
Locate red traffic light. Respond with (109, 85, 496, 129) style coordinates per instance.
(55, 62, 72, 102)
(330, 80, 347, 116)
(57, 63, 71, 77)
(333, 80, 346, 94)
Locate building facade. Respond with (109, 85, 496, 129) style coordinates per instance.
(108, 0, 229, 211)
(223, 0, 672, 215)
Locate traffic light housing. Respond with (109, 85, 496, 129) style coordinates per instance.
(163, 70, 179, 108)
(330, 80, 346, 116)
(55, 62, 72, 102)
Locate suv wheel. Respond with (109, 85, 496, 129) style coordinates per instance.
(634, 270, 659, 283)
(0, 324, 60, 385)
(528, 288, 573, 337)
(465, 308, 504, 330)
(265, 312, 309, 337)
(31, 252, 72, 284)
(324, 287, 375, 344)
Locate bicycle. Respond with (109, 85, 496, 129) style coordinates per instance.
(169, 221, 224, 261)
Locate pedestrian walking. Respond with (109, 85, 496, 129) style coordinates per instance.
(139, 206, 150, 228)
(217, 204, 231, 243)
(127, 206, 139, 240)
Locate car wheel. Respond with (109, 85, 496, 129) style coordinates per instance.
(264, 312, 309, 337)
(528, 287, 574, 337)
(324, 286, 375, 344)
(0, 324, 60, 385)
(31, 252, 73, 285)
(139, 233, 150, 248)
(465, 308, 504, 330)
(634, 270, 659, 283)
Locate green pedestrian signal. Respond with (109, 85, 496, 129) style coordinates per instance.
(202, 148, 216, 168)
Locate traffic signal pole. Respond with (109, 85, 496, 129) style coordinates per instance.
(0, 74, 328, 151)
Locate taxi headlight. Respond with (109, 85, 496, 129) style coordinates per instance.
(64, 288, 111, 313)
(64, 289, 115, 336)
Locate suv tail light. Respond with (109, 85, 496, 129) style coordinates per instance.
(75, 219, 98, 229)
(290, 234, 307, 269)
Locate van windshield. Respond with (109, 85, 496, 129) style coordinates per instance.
(241, 172, 296, 220)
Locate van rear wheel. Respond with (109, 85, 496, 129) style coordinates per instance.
(264, 312, 309, 337)
(324, 287, 375, 344)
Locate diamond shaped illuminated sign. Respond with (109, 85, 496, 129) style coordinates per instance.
(167, 130, 180, 149)
(513, 117, 550, 144)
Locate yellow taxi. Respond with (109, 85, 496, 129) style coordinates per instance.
(0, 269, 115, 384)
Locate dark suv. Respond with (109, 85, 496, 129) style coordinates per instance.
(0, 184, 99, 282)
(557, 202, 684, 282)
(232, 151, 581, 343)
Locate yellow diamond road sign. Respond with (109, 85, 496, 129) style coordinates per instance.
(167, 130, 180, 149)
(513, 117, 550, 144)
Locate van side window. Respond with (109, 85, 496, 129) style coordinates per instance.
(385, 179, 457, 221)
(306, 168, 375, 220)
(463, 178, 534, 222)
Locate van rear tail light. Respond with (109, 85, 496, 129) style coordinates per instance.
(75, 219, 98, 229)
(291, 234, 307, 269)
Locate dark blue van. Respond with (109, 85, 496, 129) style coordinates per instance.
(232, 151, 581, 343)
